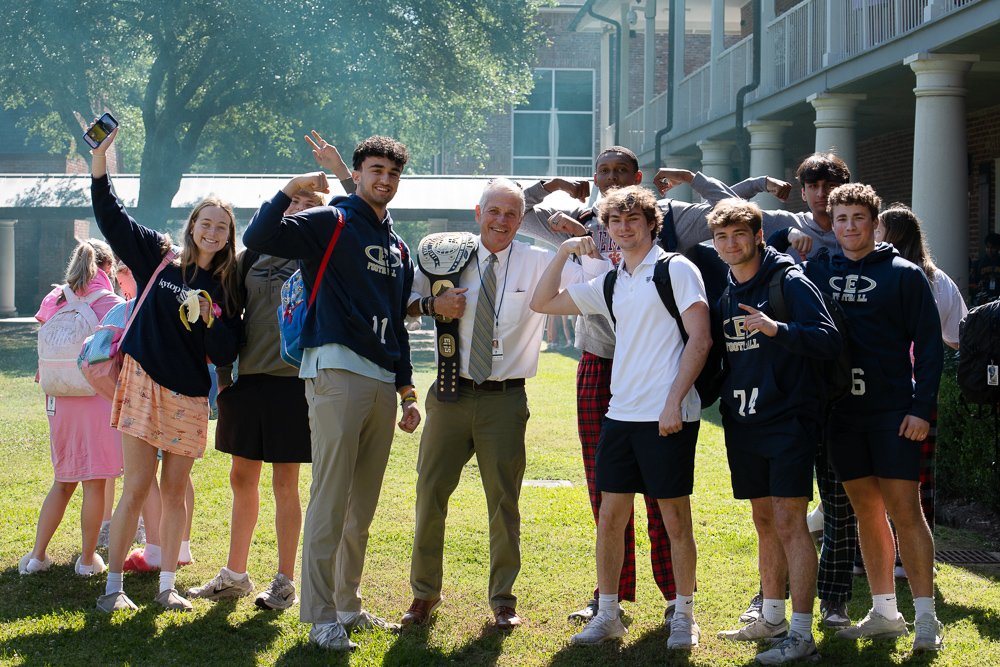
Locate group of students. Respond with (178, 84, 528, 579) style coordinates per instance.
(20, 119, 960, 660)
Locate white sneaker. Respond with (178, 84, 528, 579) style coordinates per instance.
(756, 632, 819, 664)
(309, 622, 357, 651)
(255, 573, 297, 610)
(806, 503, 824, 543)
(570, 613, 627, 645)
(342, 609, 401, 633)
(718, 617, 788, 641)
(894, 565, 907, 579)
(836, 609, 908, 639)
(667, 614, 700, 650)
(75, 553, 107, 577)
(97, 521, 110, 549)
(186, 568, 255, 600)
(18, 553, 50, 575)
(912, 613, 944, 652)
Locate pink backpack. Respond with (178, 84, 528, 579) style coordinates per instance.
(37, 286, 111, 396)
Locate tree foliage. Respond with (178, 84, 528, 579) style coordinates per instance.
(0, 0, 545, 224)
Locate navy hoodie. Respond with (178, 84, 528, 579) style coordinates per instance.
(91, 175, 239, 396)
(804, 243, 943, 425)
(243, 191, 413, 389)
(718, 247, 842, 428)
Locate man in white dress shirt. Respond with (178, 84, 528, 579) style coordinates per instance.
(401, 178, 606, 630)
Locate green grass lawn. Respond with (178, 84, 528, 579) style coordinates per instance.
(1, 325, 998, 665)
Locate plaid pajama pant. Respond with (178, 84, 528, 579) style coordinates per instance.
(815, 436, 857, 605)
(918, 408, 937, 531)
(577, 352, 676, 602)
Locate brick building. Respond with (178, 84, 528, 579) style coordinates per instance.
(574, 0, 1000, 292)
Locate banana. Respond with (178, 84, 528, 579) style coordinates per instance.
(179, 289, 215, 330)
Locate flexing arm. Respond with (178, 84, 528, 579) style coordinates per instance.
(529, 237, 598, 315)
(243, 173, 333, 259)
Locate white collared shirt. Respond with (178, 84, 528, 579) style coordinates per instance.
(411, 238, 607, 380)
(568, 245, 707, 422)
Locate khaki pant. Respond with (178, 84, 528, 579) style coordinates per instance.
(300, 369, 396, 624)
(410, 384, 529, 609)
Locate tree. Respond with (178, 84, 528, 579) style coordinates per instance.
(0, 0, 545, 226)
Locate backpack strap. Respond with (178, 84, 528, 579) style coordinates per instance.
(767, 265, 795, 322)
(652, 254, 688, 342)
(602, 268, 618, 327)
(121, 249, 176, 344)
(307, 208, 346, 310)
(657, 201, 679, 252)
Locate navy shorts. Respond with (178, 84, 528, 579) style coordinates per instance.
(828, 412, 919, 482)
(724, 418, 817, 499)
(596, 418, 699, 499)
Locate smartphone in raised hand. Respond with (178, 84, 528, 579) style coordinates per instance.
(83, 113, 119, 149)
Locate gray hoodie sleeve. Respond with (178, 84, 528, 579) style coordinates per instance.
(520, 181, 588, 250)
(730, 176, 769, 200)
(668, 172, 741, 251)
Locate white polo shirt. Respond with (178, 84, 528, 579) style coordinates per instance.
(568, 245, 707, 423)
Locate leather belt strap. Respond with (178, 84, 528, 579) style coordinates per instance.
(457, 377, 525, 392)
(416, 232, 479, 402)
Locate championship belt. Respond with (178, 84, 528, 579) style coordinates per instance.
(417, 232, 479, 402)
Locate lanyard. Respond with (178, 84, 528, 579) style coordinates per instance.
(475, 245, 513, 329)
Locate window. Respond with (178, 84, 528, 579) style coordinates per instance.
(512, 69, 595, 177)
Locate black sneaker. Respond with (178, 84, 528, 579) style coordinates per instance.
(739, 592, 763, 624)
(820, 600, 851, 628)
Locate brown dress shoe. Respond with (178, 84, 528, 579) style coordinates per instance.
(493, 606, 523, 629)
(400, 597, 442, 626)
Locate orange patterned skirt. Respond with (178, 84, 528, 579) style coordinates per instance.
(111, 355, 209, 458)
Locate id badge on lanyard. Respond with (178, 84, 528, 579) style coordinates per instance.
(492, 322, 504, 361)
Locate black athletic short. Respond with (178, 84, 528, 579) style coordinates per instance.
(724, 418, 817, 499)
(215, 373, 311, 463)
(828, 411, 919, 482)
(596, 418, 698, 499)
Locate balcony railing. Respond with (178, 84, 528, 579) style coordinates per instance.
(609, 0, 979, 156)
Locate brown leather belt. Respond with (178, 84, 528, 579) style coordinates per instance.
(458, 377, 525, 392)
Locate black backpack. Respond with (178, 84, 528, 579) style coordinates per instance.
(602, 254, 726, 407)
(749, 264, 853, 410)
(958, 299, 1000, 405)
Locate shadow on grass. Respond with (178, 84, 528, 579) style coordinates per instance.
(380, 620, 506, 666)
(548, 622, 697, 666)
(0, 586, 284, 666)
(0, 323, 38, 378)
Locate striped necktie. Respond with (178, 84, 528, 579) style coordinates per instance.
(468, 254, 498, 384)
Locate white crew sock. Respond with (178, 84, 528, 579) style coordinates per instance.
(143, 543, 162, 567)
(673, 594, 694, 618)
(762, 598, 785, 625)
(873, 593, 899, 619)
(159, 570, 176, 594)
(105, 572, 124, 595)
(597, 593, 619, 618)
(790, 612, 813, 639)
(913, 596, 935, 617)
(222, 566, 247, 580)
(179, 540, 192, 563)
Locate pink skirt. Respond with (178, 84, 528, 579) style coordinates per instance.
(47, 394, 123, 482)
(111, 355, 209, 458)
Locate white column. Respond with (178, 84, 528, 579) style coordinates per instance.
(746, 121, 792, 209)
(698, 140, 735, 188)
(906, 52, 979, 293)
(0, 220, 16, 317)
(709, 0, 725, 116)
(807, 93, 866, 178)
